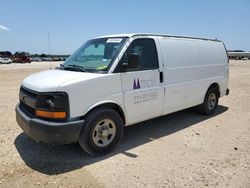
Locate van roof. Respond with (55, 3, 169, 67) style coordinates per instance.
(97, 33, 221, 42)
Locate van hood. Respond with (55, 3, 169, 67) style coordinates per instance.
(22, 69, 103, 92)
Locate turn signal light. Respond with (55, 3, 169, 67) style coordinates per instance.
(35, 110, 66, 119)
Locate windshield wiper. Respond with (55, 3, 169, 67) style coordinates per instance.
(65, 64, 88, 72)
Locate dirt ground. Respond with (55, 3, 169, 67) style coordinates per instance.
(0, 60, 249, 188)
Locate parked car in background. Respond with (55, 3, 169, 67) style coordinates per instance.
(41, 57, 53, 61)
(52, 57, 60, 61)
(59, 57, 65, 61)
(12, 52, 31, 63)
(0, 57, 12, 64)
(31, 57, 42, 62)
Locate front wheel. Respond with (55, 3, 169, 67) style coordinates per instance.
(78, 107, 124, 156)
(199, 87, 219, 115)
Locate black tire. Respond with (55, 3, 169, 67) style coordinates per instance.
(78, 107, 124, 156)
(199, 87, 219, 115)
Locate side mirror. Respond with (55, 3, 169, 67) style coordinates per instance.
(123, 53, 139, 70)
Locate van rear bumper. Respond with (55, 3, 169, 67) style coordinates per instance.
(15, 104, 84, 144)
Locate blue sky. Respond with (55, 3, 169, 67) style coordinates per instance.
(0, 0, 250, 54)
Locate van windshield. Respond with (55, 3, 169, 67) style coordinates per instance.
(63, 37, 127, 73)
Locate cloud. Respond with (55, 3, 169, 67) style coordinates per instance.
(0, 24, 10, 31)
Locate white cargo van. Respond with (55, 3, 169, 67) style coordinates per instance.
(16, 33, 229, 155)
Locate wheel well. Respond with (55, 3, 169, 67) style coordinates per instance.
(86, 103, 126, 125)
(208, 83, 220, 97)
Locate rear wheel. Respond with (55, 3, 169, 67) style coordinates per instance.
(199, 87, 219, 115)
(78, 107, 124, 156)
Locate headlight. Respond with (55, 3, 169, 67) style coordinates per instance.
(36, 92, 69, 119)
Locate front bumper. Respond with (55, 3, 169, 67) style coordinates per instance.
(15, 104, 84, 144)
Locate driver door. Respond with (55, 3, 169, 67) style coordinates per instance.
(120, 38, 164, 125)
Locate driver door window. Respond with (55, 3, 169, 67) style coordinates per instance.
(124, 38, 159, 72)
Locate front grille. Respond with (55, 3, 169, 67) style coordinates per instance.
(20, 101, 35, 116)
(19, 86, 69, 121)
(19, 87, 37, 115)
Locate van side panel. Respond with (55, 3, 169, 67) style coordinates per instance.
(160, 38, 228, 114)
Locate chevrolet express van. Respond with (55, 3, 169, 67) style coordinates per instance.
(16, 33, 229, 155)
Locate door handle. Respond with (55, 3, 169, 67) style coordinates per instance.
(159, 71, 164, 83)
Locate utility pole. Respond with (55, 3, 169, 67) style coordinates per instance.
(48, 32, 52, 69)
